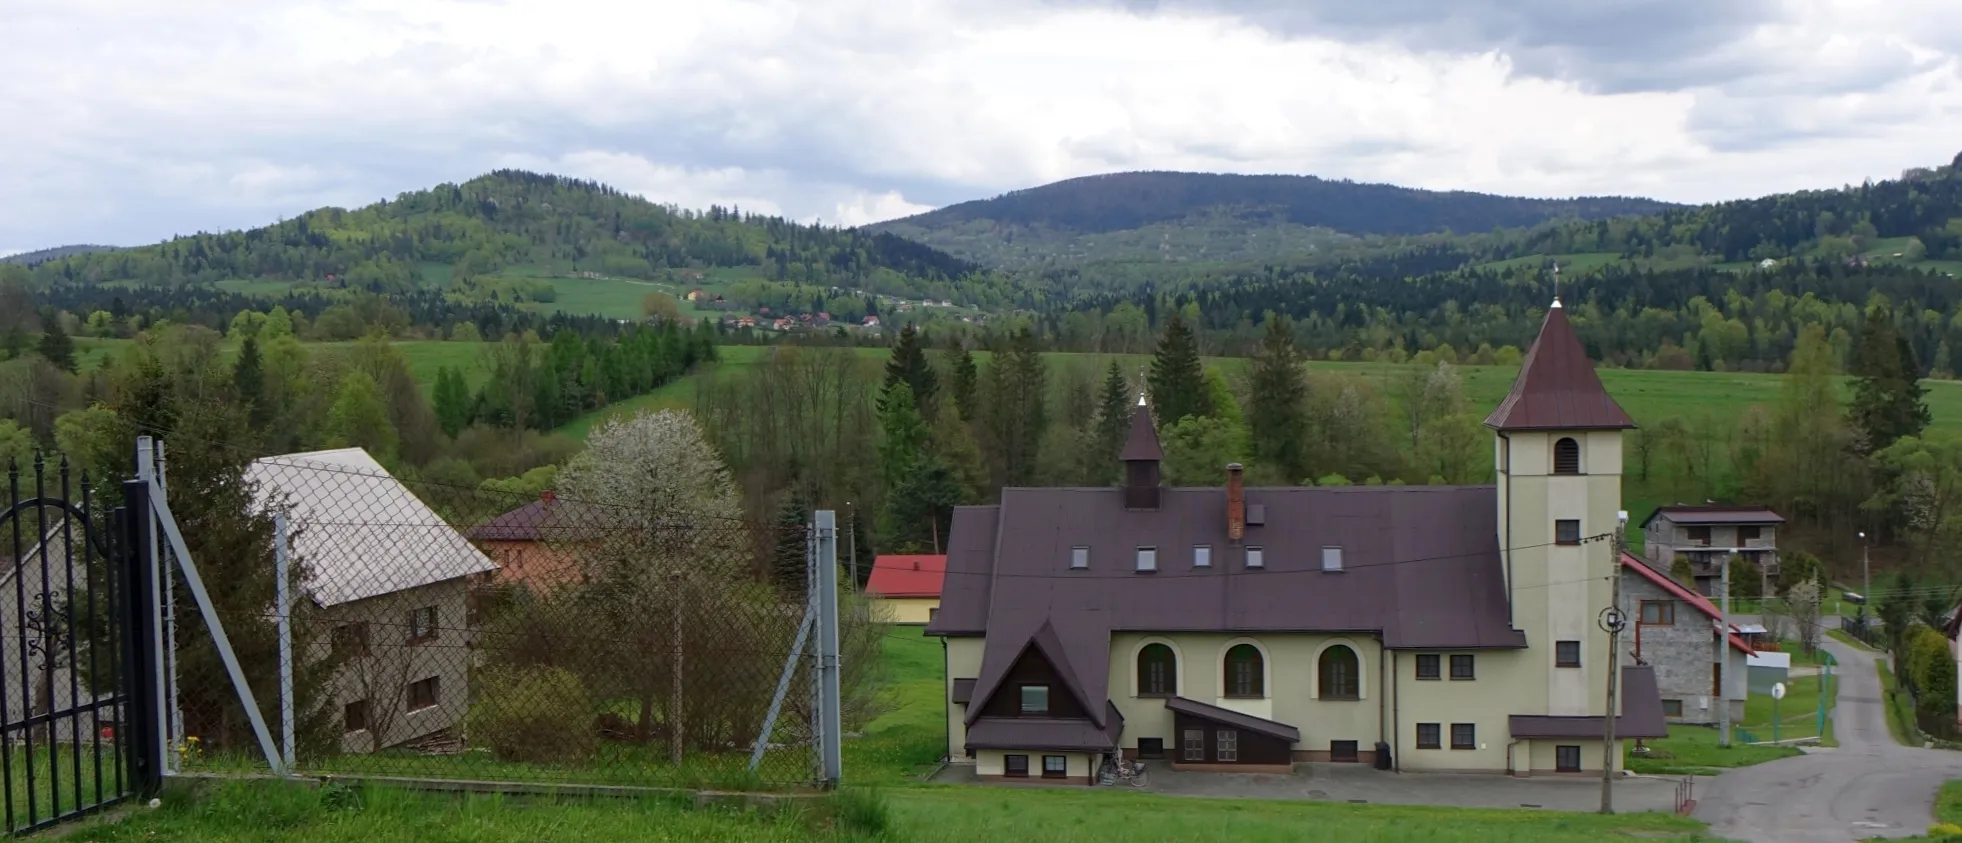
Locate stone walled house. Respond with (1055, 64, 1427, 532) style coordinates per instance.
(248, 448, 500, 754)
(1618, 554, 1752, 725)
(927, 301, 1668, 781)
(1640, 506, 1783, 597)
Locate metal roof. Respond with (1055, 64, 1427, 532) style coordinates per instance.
(1640, 505, 1785, 527)
(965, 702, 1125, 753)
(865, 555, 947, 599)
(1484, 305, 1637, 431)
(1164, 696, 1302, 743)
(1507, 666, 1668, 740)
(248, 448, 499, 608)
(1119, 404, 1164, 461)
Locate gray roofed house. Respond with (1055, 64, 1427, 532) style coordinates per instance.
(1640, 505, 1784, 597)
(930, 302, 1665, 780)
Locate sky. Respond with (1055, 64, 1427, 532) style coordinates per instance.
(5, 0, 1962, 256)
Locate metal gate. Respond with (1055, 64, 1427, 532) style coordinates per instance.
(0, 458, 158, 834)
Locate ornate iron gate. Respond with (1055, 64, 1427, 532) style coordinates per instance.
(0, 458, 153, 834)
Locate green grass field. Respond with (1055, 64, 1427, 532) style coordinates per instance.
(1624, 724, 1802, 775)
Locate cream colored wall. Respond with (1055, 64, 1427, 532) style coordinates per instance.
(871, 597, 939, 625)
(1391, 647, 1540, 772)
(946, 637, 984, 760)
(1107, 632, 1381, 756)
(1526, 738, 1618, 773)
(319, 578, 474, 753)
(974, 749, 1094, 778)
(1497, 429, 1621, 724)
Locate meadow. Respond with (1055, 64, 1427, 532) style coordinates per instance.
(66, 630, 1719, 842)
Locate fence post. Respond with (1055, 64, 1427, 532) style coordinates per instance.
(134, 438, 173, 776)
(118, 479, 163, 798)
(275, 514, 295, 773)
(815, 510, 842, 788)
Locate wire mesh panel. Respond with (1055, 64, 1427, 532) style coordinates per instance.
(161, 448, 860, 791)
(0, 457, 133, 835)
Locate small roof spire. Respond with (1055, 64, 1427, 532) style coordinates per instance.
(1121, 400, 1163, 461)
(1550, 262, 1562, 309)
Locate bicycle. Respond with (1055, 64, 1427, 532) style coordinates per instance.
(1098, 755, 1149, 787)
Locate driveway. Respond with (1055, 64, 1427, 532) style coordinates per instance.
(1694, 638, 1962, 841)
(931, 762, 1682, 813)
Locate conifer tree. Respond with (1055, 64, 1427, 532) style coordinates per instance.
(1848, 302, 1929, 454)
(882, 324, 937, 415)
(1147, 313, 1210, 427)
(1247, 315, 1308, 483)
(945, 344, 979, 422)
(36, 313, 75, 373)
(1087, 361, 1132, 484)
(232, 335, 266, 429)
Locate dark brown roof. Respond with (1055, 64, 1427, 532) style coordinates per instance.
(1484, 305, 1636, 431)
(1640, 505, 1784, 527)
(929, 483, 1528, 727)
(1120, 402, 1163, 461)
(1164, 696, 1301, 743)
(1507, 666, 1668, 740)
(466, 499, 602, 542)
(950, 678, 976, 704)
(966, 702, 1125, 753)
(966, 620, 1105, 728)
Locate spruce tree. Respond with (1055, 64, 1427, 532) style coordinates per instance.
(1147, 313, 1210, 427)
(945, 344, 979, 422)
(1848, 303, 1930, 453)
(882, 324, 937, 415)
(1247, 315, 1308, 483)
(432, 366, 473, 438)
(1088, 361, 1132, 484)
(876, 382, 930, 493)
(36, 313, 75, 373)
(232, 335, 266, 428)
(772, 489, 812, 597)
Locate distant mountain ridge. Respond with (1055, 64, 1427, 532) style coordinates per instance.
(870, 171, 1682, 268)
(2, 245, 120, 266)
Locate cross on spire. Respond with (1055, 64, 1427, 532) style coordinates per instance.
(1551, 262, 1563, 309)
(1138, 367, 1148, 406)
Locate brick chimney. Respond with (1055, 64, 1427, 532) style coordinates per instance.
(1226, 463, 1245, 542)
(540, 489, 556, 506)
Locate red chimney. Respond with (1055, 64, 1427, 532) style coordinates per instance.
(1226, 463, 1245, 542)
(541, 489, 556, 504)
(912, 560, 921, 571)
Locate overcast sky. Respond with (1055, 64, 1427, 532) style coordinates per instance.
(5, 0, 1962, 256)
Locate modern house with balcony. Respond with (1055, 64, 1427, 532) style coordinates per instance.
(1639, 506, 1783, 597)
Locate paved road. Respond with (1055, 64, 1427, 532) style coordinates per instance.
(1694, 638, 1962, 841)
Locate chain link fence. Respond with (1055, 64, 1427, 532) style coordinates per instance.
(154, 447, 881, 791)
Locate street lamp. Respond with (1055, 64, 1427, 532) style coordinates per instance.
(1859, 531, 1869, 620)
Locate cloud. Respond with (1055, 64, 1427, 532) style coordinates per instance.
(0, 0, 1959, 250)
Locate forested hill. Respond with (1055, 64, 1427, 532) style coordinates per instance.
(2, 245, 120, 266)
(25, 170, 1014, 307)
(870, 171, 1681, 268)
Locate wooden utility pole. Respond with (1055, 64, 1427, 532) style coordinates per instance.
(670, 569, 684, 766)
(1601, 513, 1628, 815)
(1717, 552, 1733, 747)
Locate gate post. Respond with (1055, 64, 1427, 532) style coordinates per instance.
(119, 479, 163, 798)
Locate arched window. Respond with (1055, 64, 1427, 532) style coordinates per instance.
(1318, 645, 1360, 700)
(1553, 437, 1581, 474)
(1224, 644, 1264, 698)
(1137, 644, 1176, 696)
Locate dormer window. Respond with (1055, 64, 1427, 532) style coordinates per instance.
(1245, 546, 1264, 569)
(1322, 546, 1343, 572)
(1193, 546, 1212, 568)
(1136, 547, 1157, 573)
(1070, 546, 1089, 569)
(1553, 437, 1581, 475)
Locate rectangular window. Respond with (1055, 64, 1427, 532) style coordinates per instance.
(1193, 546, 1211, 568)
(1415, 654, 1441, 680)
(1449, 654, 1475, 680)
(1556, 745, 1582, 772)
(1004, 754, 1029, 777)
(332, 623, 370, 659)
(1136, 547, 1157, 573)
(1556, 640, 1581, 668)
(1070, 546, 1089, 569)
(1450, 723, 1476, 750)
(1661, 699, 1684, 717)
(1639, 601, 1675, 625)
(1216, 730, 1238, 762)
(1138, 738, 1165, 759)
(1321, 546, 1343, 572)
(343, 699, 369, 733)
(1331, 740, 1359, 763)
(928, 607, 938, 622)
(1020, 685, 1050, 716)
(1042, 755, 1068, 778)
(408, 606, 438, 644)
(1416, 723, 1441, 749)
(1182, 729, 1205, 761)
(1738, 525, 1761, 543)
(1555, 519, 1581, 545)
(1245, 546, 1264, 569)
(1687, 525, 1711, 545)
(407, 676, 440, 711)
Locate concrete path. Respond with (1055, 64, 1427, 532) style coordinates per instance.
(1694, 638, 1962, 841)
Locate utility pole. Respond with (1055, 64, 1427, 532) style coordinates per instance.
(1717, 551, 1733, 747)
(846, 502, 858, 593)
(1601, 512, 1628, 815)
(1860, 531, 1870, 613)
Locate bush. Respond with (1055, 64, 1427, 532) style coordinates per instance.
(1929, 822, 1962, 839)
(467, 666, 599, 764)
